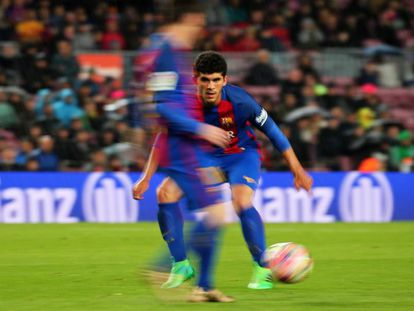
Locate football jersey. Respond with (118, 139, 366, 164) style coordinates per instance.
(203, 84, 291, 157)
(134, 34, 213, 173)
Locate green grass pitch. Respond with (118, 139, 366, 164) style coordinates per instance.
(1, 223, 414, 310)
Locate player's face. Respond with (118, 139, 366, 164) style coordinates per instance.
(196, 73, 227, 106)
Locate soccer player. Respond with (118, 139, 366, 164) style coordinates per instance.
(135, 4, 234, 303)
(134, 51, 313, 290)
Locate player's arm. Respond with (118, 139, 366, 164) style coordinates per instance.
(148, 48, 229, 147)
(132, 133, 161, 200)
(281, 148, 313, 193)
(156, 103, 229, 148)
(246, 95, 313, 192)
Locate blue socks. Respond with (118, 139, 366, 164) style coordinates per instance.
(157, 202, 186, 262)
(239, 206, 266, 266)
(157, 203, 265, 289)
(190, 220, 220, 291)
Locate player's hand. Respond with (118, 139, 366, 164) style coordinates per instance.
(198, 124, 230, 148)
(132, 178, 150, 200)
(293, 168, 313, 193)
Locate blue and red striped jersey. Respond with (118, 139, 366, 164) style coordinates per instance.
(135, 34, 212, 172)
(203, 84, 291, 156)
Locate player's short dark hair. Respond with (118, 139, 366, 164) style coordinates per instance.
(194, 51, 227, 76)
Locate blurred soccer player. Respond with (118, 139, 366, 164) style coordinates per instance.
(133, 2, 234, 303)
(134, 51, 313, 289)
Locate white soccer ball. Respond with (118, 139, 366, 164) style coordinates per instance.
(263, 242, 313, 283)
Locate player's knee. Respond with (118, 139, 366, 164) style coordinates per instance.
(232, 197, 253, 214)
(203, 203, 227, 227)
(156, 185, 179, 203)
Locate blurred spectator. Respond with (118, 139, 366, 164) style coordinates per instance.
(268, 13, 291, 48)
(358, 154, 385, 172)
(25, 157, 40, 171)
(27, 122, 43, 145)
(296, 53, 320, 79)
(244, 49, 279, 86)
(122, 21, 141, 50)
(15, 9, 44, 43)
(339, 14, 365, 47)
(225, 0, 248, 25)
(375, 9, 401, 47)
(98, 127, 119, 148)
(0, 1, 13, 41)
(276, 92, 299, 123)
(0, 43, 22, 86)
(357, 107, 376, 130)
(52, 88, 84, 127)
(237, 26, 260, 51)
(0, 146, 20, 170)
(206, 0, 228, 26)
(50, 40, 80, 85)
(37, 103, 60, 135)
(0, 90, 19, 130)
(342, 83, 360, 112)
(357, 61, 379, 86)
(320, 83, 347, 110)
(317, 116, 344, 170)
(86, 149, 108, 171)
(54, 126, 81, 165)
(73, 23, 96, 50)
(280, 68, 304, 99)
(30, 53, 55, 91)
(34, 135, 59, 171)
(389, 130, 414, 172)
(83, 99, 105, 131)
(355, 84, 387, 117)
(288, 117, 314, 168)
(319, 9, 342, 47)
(258, 28, 285, 52)
(108, 154, 128, 171)
(15, 137, 36, 167)
(72, 129, 97, 165)
(100, 20, 126, 50)
(298, 18, 324, 50)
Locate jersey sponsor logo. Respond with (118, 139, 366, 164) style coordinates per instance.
(243, 176, 257, 184)
(339, 173, 393, 222)
(146, 71, 178, 91)
(82, 173, 138, 222)
(255, 108, 268, 126)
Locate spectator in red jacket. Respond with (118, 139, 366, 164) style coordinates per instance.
(100, 20, 125, 50)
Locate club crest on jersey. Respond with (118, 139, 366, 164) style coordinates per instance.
(221, 117, 233, 126)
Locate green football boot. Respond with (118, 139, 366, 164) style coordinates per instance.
(247, 262, 273, 289)
(161, 259, 195, 289)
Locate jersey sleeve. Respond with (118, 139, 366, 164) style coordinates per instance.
(148, 42, 202, 135)
(239, 89, 291, 153)
(155, 103, 201, 134)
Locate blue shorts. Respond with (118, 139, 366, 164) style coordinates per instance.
(164, 167, 225, 211)
(217, 149, 261, 190)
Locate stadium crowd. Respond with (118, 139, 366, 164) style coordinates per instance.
(0, 0, 413, 172)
